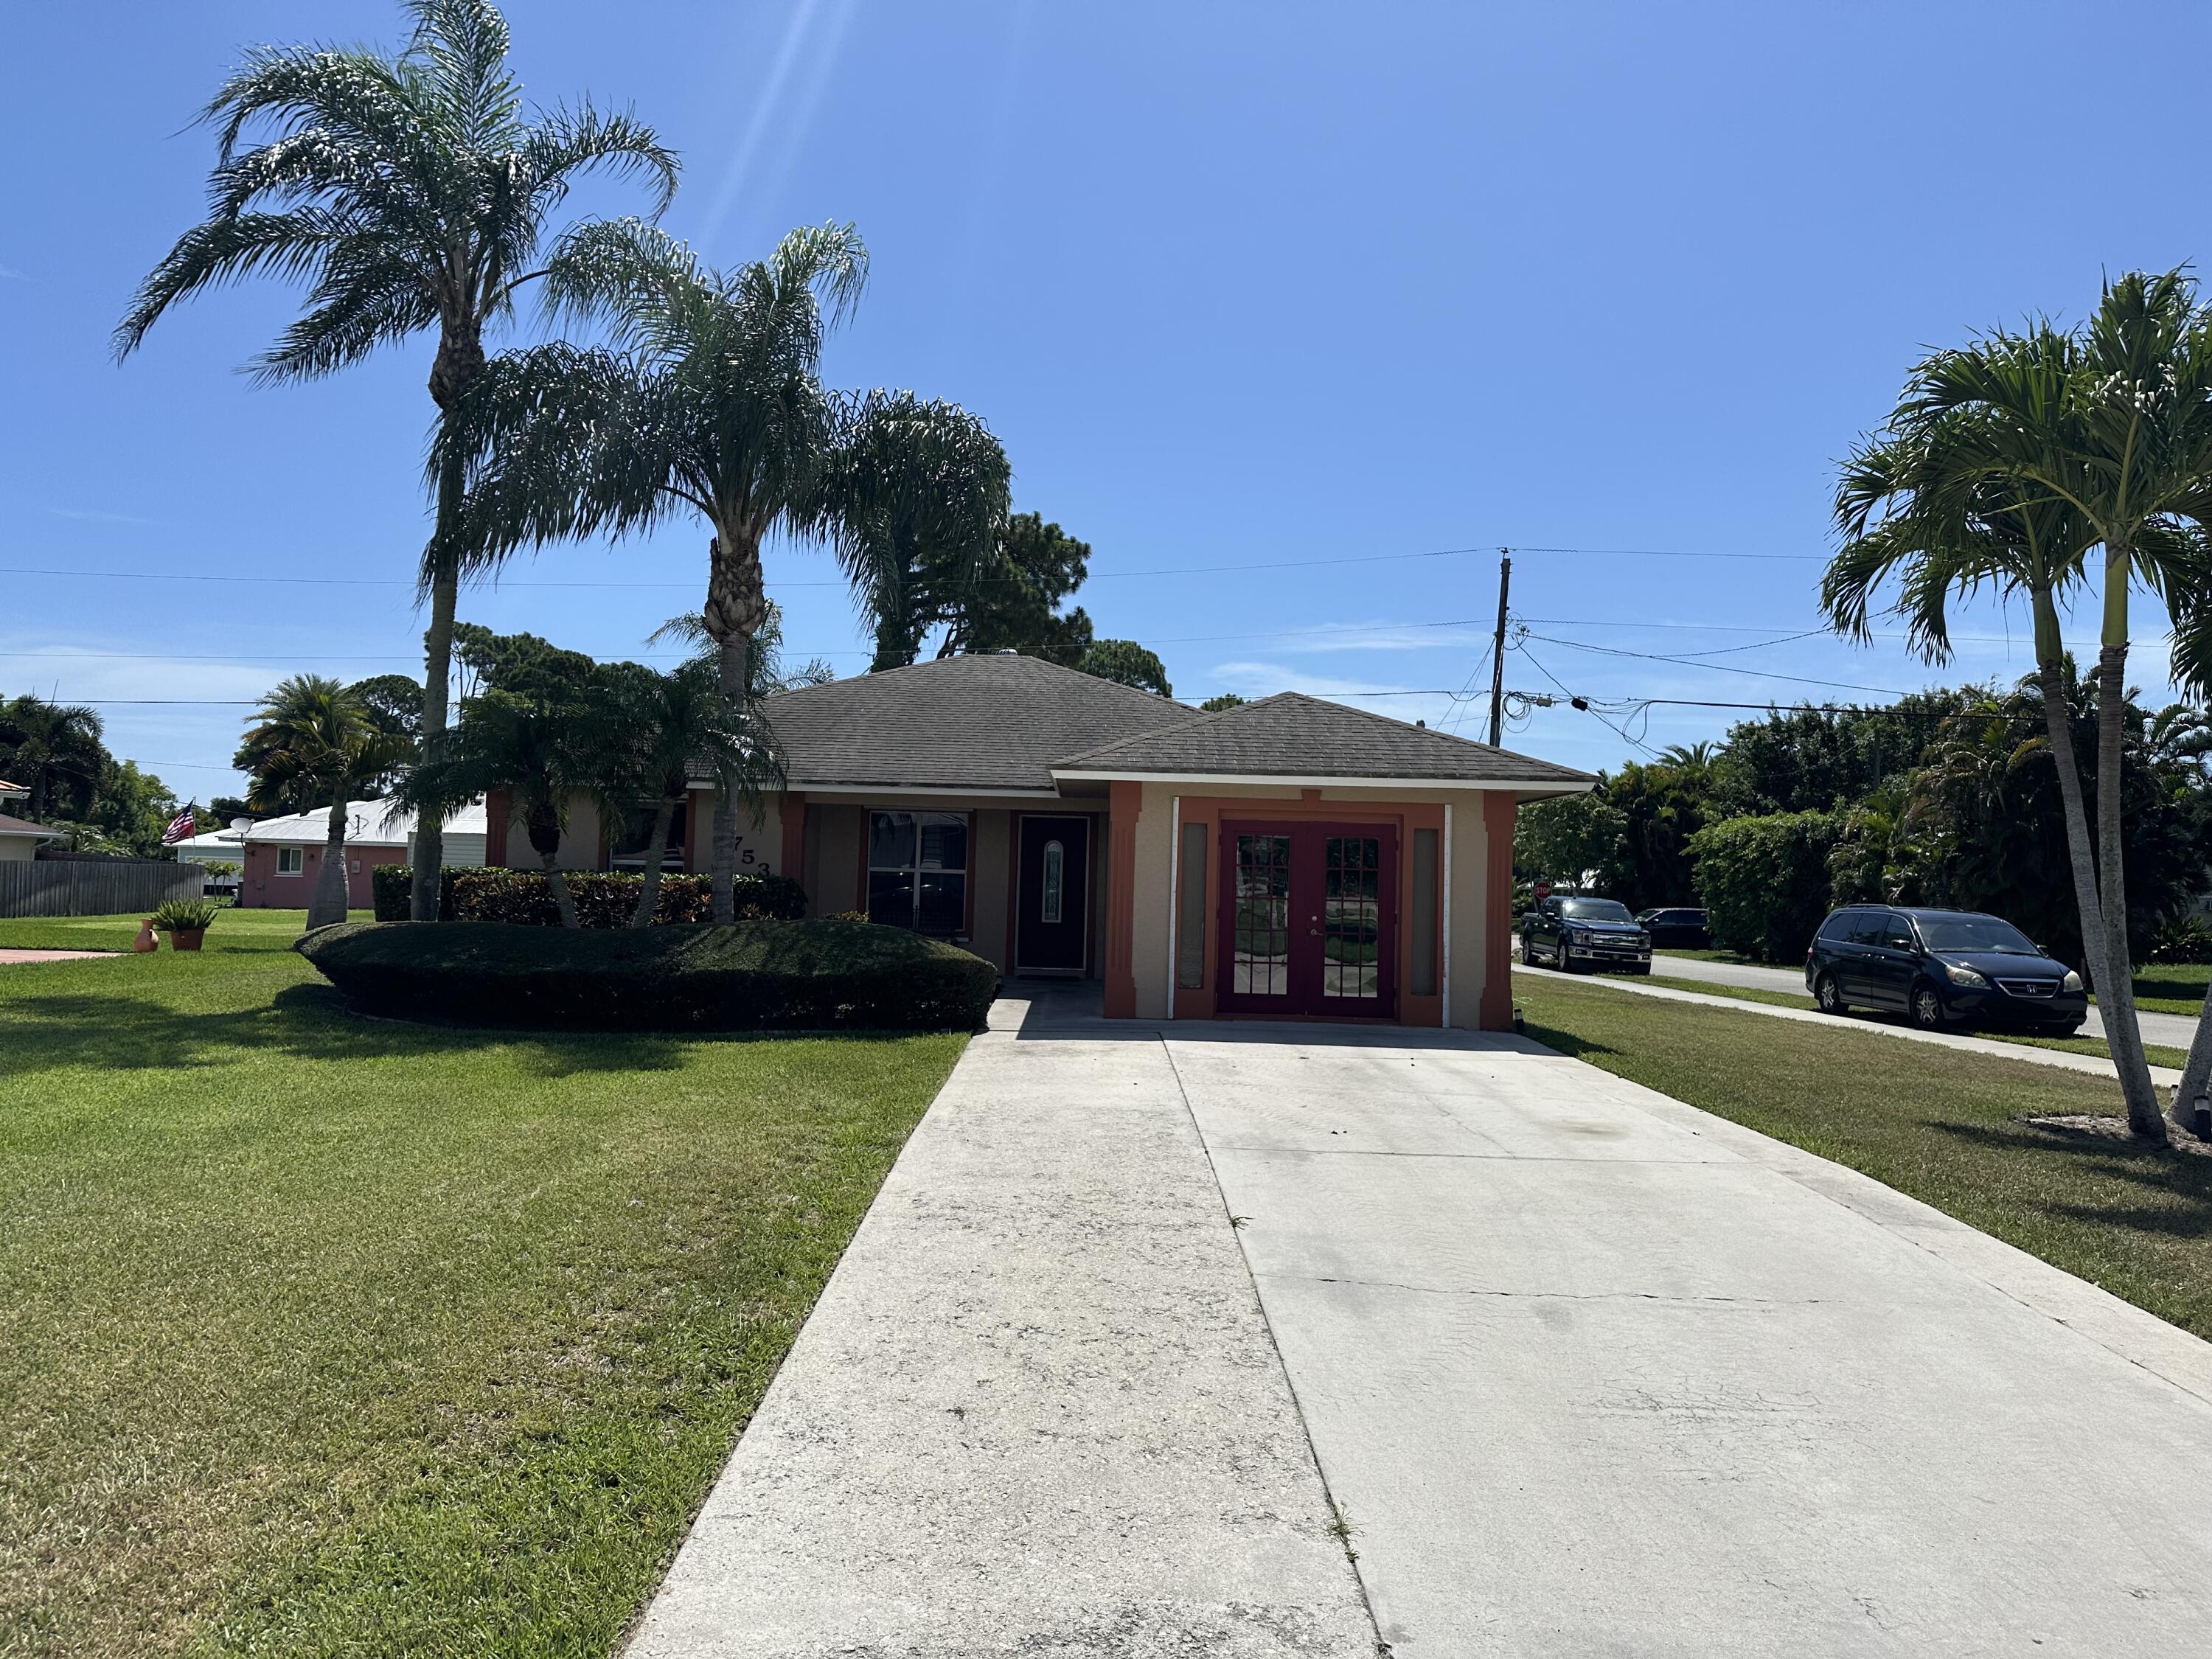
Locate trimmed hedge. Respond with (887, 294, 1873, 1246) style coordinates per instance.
(371, 864, 804, 926)
(296, 919, 998, 1032)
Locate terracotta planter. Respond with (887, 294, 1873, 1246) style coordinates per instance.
(169, 930, 206, 952)
(133, 920, 159, 953)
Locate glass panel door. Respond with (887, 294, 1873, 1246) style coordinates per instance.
(1231, 833, 1292, 996)
(1320, 835, 1382, 1001)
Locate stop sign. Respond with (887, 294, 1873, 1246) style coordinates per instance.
(1533, 879, 1553, 902)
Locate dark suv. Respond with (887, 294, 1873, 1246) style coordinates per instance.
(1804, 905, 2087, 1033)
(1635, 906, 1710, 949)
(1520, 895, 1652, 973)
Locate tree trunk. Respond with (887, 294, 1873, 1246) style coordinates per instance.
(307, 795, 352, 929)
(411, 547, 459, 920)
(2031, 602, 2114, 1005)
(539, 846, 580, 929)
(702, 526, 768, 925)
(2091, 545, 2165, 1141)
(411, 324, 487, 922)
(630, 794, 678, 928)
(2176, 1005, 2212, 1138)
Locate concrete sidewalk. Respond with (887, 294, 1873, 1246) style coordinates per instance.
(1652, 949, 2202, 1051)
(623, 992, 1376, 1658)
(1521, 961, 2186, 1088)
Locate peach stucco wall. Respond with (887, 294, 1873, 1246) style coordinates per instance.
(240, 840, 403, 909)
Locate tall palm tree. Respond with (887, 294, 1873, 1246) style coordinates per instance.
(0, 695, 106, 822)
(1860, 285, 2212, 1141)
(400, 689, 609, 928)
(236, 676, 407, 928)
(440, 222, 1001, 920)
(602, 660, 782, 927)
(114, 0, 677, 922)
(1829, 392, 2124, 1037)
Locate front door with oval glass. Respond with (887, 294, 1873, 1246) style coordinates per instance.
(1016, 815, 1090, 973)
(1217, 821, 1397, 1018)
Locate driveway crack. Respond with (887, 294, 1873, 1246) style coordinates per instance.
(1279, 1273, 1828, 1307)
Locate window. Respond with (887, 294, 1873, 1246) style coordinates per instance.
(1816, 910, 1860, 941)
(1557, 897, 1634, 922)
(276, 846, 303, 876)
(1041, 840, 1064, 923)
(868, 812, 968, 935)
(1175, 821, 1208, 990)
(1409, 827, 1439, 997)
(609, 799, 687, 869)
(1914, 914, 2036, 955)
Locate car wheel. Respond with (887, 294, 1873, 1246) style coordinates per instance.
(1910, 985, 1946, 1030)
(1814, 972, 1847, 1015)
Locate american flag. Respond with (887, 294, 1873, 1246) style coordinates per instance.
(162, 809, 197, 846)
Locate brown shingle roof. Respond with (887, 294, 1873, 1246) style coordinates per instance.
(1051, 692, 1594, 787)
(762, 653, 1203, 793)
(0, 813, 63, 838)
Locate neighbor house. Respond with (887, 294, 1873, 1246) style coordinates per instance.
(237, 800, 487, 910)
(491, 655, 1592, 1029)
(0, 811, 63, 863)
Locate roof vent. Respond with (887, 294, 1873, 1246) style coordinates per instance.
(1416, 719, 1427, 728)
(995, 648, 1019, 655)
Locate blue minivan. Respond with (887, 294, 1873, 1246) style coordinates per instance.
(1805, 905, 2087, 1033)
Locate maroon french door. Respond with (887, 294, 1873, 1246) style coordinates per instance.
(1216, 821, 1397, 1019)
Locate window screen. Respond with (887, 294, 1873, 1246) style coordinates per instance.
(1176, 821, 1208, 989)
(1410, 827, 1439, 996)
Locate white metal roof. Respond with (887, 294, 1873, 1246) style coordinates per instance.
(240, 799, 487, 847)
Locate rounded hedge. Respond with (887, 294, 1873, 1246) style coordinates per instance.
(296, 919, 998, 1032)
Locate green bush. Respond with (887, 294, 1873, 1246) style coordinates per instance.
(372, 865, 470, 922)
(297, 919, 997, 1032)
(2151, 913, 2212, 964)
(1688, 810, 1843, 962)
(369, 866, 805, 926)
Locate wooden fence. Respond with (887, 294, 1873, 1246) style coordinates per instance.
(0, 859, 206, 918)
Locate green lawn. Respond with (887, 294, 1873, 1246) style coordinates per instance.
(2129, 963, 2210, 1018)
(0, 911, 964, 1658)
(1638, 971, 2193, 1071)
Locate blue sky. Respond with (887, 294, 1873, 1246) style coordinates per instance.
(4, 1, 2206, 802)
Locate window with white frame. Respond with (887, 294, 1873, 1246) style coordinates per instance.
(867, 811, 967, 935)
(276, 846, 304, 876)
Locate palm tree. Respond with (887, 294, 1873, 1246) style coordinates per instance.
(823, 391, 1012, 670)
(439, 222, 999, 920)
(603, 660, 782, 927)
(1829, 389, 2124, 1034)
(114, 0, 677, 923)
(400, 690, 608, 928)
(0, 695, 106, 822)
(2160, 558, 2212, 1129)
(236, 677, 407, 928)
(1850, 285, 2212, 1141)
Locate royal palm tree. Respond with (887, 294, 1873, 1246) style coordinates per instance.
(440, 222, 1001, 920)
(236, 676, 408, 928)
(1851, 285, 2212, 1141)
(114, 0, 677, 922)
(0, 695, 106, 822)
(602, 660, 782, 927)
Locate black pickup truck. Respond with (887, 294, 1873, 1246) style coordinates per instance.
(1520, 895, 1652, 973)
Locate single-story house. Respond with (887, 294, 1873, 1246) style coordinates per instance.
(0, 810, 63, 863)
(238, 800, 487, 910)
(487, 654, 1593, 1029)
(170, 821, 249, 866)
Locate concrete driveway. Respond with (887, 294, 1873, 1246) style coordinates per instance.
(1652, 949, 2202, 1050)
(630, 987, 2212, 1658)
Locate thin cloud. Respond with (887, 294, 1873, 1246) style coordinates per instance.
(46, 506, 161, 526)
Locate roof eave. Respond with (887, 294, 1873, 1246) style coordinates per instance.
(1046, 768, 1594, 794)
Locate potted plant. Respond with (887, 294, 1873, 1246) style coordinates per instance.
(150, 899, 221, 952)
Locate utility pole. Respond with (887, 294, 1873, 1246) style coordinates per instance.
(1486, 549, 1512, 747)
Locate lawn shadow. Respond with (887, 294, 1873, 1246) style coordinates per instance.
(1934, 1119, 2212, 1239)
(1512, 1019, 1625, 1064)
(0, 985, 696, 1079)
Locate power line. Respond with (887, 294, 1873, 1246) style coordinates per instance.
(1517, 631, 1912, 697)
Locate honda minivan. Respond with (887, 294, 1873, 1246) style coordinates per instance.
(1804, 905, 2087, 1033)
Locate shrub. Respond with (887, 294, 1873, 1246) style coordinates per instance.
(1688, 810, 1843, 962)
(446, 869, 805, 927)
(2151, 913, 2212, 964)
(150, 899, 221, 933)
(296, 919, 996, 1032)
(372, 865, 471, 922)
